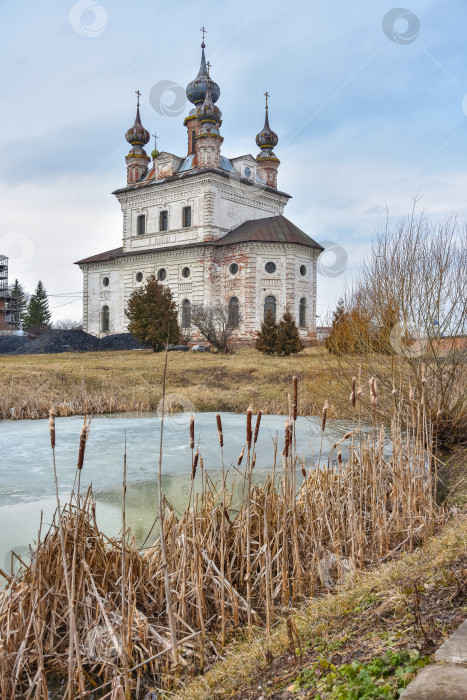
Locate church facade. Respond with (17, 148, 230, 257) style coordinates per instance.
(76, 37, 323, 342)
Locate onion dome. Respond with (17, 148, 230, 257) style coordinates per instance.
(186, 41, 220, 106)
(125, 100, 150, 146)
(197, 79, 221, 126)
(255, 107, 279, 150)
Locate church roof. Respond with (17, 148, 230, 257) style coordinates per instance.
(75, 216, 322, 265)
(215, 216, 324, 250)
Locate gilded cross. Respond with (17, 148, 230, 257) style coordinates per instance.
(200, 26, 207, 42)
(135, 89, 141, 107)
(264, 91, 270, 110)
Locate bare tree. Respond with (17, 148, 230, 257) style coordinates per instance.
(191, 303, 242, 354)
(53, 319, 83, 331)
(331, 206, 467, 445)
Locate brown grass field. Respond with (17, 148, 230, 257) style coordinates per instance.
(0, 347, 352, 421)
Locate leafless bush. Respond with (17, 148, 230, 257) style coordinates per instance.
(331, 205, 467, 445)
(53, 318, 83, 331)
(191, 303, 241, 354)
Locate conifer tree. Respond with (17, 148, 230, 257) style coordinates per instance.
(9, 279, 27, 329)
(126, 275, 179, 352)
(23, 280, 51, 330)
(255, 309, 278, 355)
(275, 308, 303, 356)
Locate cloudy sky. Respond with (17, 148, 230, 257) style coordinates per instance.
(1, 0, 466, 323)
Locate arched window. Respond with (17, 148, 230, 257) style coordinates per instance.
(228, 297, 239, 328)
(299, 298, 306, 328)
(264, 296, 276, 322)
(102, 305, 110, 332)
(182, 299, 191, 328)
(191, 130, 196, 154)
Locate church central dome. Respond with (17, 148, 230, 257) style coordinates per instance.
(186, 42, 220, 106)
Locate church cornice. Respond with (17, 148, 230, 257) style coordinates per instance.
(112, 166, 291, 200)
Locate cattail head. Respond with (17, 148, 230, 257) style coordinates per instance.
(321, 402, 328, 432)
(246, 404, 253, 449)
(337, 448, 342, 466)
(77, 417, 89, 471)
(343, 431, 353, 441)
(251, 456, 256, 470)
(49, 408, 55, 450)
(191, 449, 199, 480)
(301, 461, 306, 478)
(350, 377, 356, 408)
(189, 414, 195, 450)
(199, 455, 204, 470)
(293, 376, 298, 421)
(283, 420, 290, 457)
(237, 446, 245, 467)
(216, 413, 223, 448)
(370, 377, 377, 406)
(254, 410, 262, 444)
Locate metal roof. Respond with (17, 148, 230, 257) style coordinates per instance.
(215, 216, 324, 250)
(75, 217, 323, 266)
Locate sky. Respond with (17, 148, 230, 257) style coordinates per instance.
(1, 0, 467, 323)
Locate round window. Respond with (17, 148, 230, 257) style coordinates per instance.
(300, 264, 306, 276)
(244, 166, 251, 179)
(182, 267, 190, 278)
(229, 262, 239, 275)
(136, 272, 143, 282)
(265, 261, 276, 274)
(102, 276, 109, 287)
(157, 268, 167, 281)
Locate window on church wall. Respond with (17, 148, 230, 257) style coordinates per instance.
(191, 130, 196, 153)
(264, 296, 276, 322)
(228, 297, 239, 328)
(136, 272, 143, 283)
(300, 264, 307, 277)
(299, 298, 306, 328)
(137, 214, 146, 236)
(265, 261, 276, 274)
(102, 276, 109, 287)
(182, 267, 190, 279)
(101, 305, 110, 332)
(157, 268, 167, 281)
(182, 206, 192, 228)
(159, 210, 168, 231)
(182, 299, 191, 328)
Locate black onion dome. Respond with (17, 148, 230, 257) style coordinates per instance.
(186, 43, 220, 105)
(125, 106, 150, 146)
(256, 109, 279, 149)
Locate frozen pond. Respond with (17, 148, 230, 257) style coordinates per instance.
(0, 411, 353, 574)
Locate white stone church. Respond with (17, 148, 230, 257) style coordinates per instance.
(76, 37, 323, 342)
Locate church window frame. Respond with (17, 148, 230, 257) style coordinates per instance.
(300, 264, 307, 277)
(102, 276, 110, 288)
(135, 271, 143, 283)
(229, 262, 239, 275)
(264, 295, 276, 322)
(191, 130, 196, 153)
(157, 268, 167, 282)
(182, 266, 191, 279)
(299, 297, 307, 328)
(101, 305, 110, 333)
(265, 261, 276, 274)
(137, 214, 146, 236)
(182, 206, 192, 228)
(228, 296, 240, 328)
(181, 299, 191, 328)
(159, 210, 168, 231)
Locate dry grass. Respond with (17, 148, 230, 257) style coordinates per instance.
(180, 513, 467, 700)
(0, 378, 444, 699)
(0, 347, 346, 421)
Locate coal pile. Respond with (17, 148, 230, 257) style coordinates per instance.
(99, 333, 149, 351)
(13, 330, 101, 355)
(0, 335, 31, 354)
